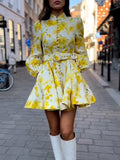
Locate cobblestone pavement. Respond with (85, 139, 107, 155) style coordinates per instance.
(0, 67, 120, 160)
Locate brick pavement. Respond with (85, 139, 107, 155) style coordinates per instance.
(0, 67, 120, 160)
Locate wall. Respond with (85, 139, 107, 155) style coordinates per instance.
(80, 0, 97, 62)
(0, 0, 26, 62)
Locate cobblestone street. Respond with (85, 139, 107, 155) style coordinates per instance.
(0, 67, 120, 160)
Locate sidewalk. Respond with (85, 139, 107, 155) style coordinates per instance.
(92, 62, 120, 91)
(0, 67, 120, 160)
(89, 63, 120, 107)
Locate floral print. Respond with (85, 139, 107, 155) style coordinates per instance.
(25, 13, 96, 110)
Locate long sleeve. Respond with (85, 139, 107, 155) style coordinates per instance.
(26, 21, 43, 77)
(75, 18, 91, 72)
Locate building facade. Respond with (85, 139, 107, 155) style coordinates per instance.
(97, 0, 120, 69)
(80, 0, 98, 62)
(97, 0, 112, 61)
(70, 3, 81, 17)
(110, 0, 120, 69)
(0, 0, 26, 64)
(24, 0, 43, 57)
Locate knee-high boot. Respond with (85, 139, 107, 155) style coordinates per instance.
(49, 134, 64, 160)
(60, 137, 76, 160)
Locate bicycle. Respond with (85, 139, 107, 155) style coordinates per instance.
(0, 68, 14, 91)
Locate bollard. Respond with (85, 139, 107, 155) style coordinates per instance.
(101, 60, 104, 76)
(119, 65, 120, 91)
(107, 62, 111, 81)
(107, 52, 111, 81)
(101, 54, 104, 76)
(93, 60, 96, 70)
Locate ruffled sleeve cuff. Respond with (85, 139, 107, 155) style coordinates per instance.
(76, 53, 91, 72)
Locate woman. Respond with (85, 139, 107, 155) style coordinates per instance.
(25, 0, 96, 159)
(8, 49, 16, 73)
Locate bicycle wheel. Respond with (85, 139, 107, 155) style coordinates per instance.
(0, 71, 14, 91)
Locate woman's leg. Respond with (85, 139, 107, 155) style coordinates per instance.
(60, 108, 77, 140)
(45, 110, 64, 160)
(45, 108, 77, 138)
(8, 65, 12, 71)
(13, 64, 16, 73)
(45, 110, 60, 135)
(60, 108, 77, 160)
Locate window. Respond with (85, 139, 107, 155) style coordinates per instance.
(9, 20, 15, 50)
(25, 13, 28, 29)
(17, 24, 22, 60)
(17, 0, 21, 11)
(29, 18, 33, 32)
(0, 15, 6, 62)
(8, 0, 14, 8)
(9, 0, 14, 5)
(28, 0, 31, 5)
(37, 4, 39, 15)
(33, 1, 36, 11)
(0, 15, 4, 21)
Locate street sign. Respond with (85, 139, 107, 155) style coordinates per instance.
(98, 41, 103, 45)
(26, 39, 31, 47)
(96, 32, 102, 39)
(0, 20, 7, 28)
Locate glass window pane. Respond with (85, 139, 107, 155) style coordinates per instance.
(0, 15, 6, 63)
(9, 0, 14, 5)
(29, 18, 32, 32)
(25, 13, 28, 29)
(28, 0, 31, 5)
(0, 15, 4, 21)
(9, 20, 15, 50)
(17, 24, 22, 60)
(37, 4, 39, 15)
(0, 28, 5, 62)
(33, 1, 35, 11)
(17, 0, 21, 10)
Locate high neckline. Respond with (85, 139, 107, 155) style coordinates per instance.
(50, 12, 66, 20)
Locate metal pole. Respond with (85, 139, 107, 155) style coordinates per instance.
(93, 60, 96, 70)
(119, 65, 120, 91)
(107, 50, 111, 81)
(101, 52, 104, 76)
(101, 60, 104, 76)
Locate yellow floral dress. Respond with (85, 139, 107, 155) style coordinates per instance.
(25, 13, 96, 110)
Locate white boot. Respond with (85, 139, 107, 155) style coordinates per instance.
(61, 137, 76, 160)
(49, 134, 64, 160)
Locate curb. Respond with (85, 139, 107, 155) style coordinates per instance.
(89, 68, 120, 107)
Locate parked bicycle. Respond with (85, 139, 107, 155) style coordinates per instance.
(0, 68, 14, 91)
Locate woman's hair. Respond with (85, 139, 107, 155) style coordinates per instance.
(39, 0, 71, 21)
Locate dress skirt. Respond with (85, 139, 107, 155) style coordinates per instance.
(25, 59, 96, 111)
